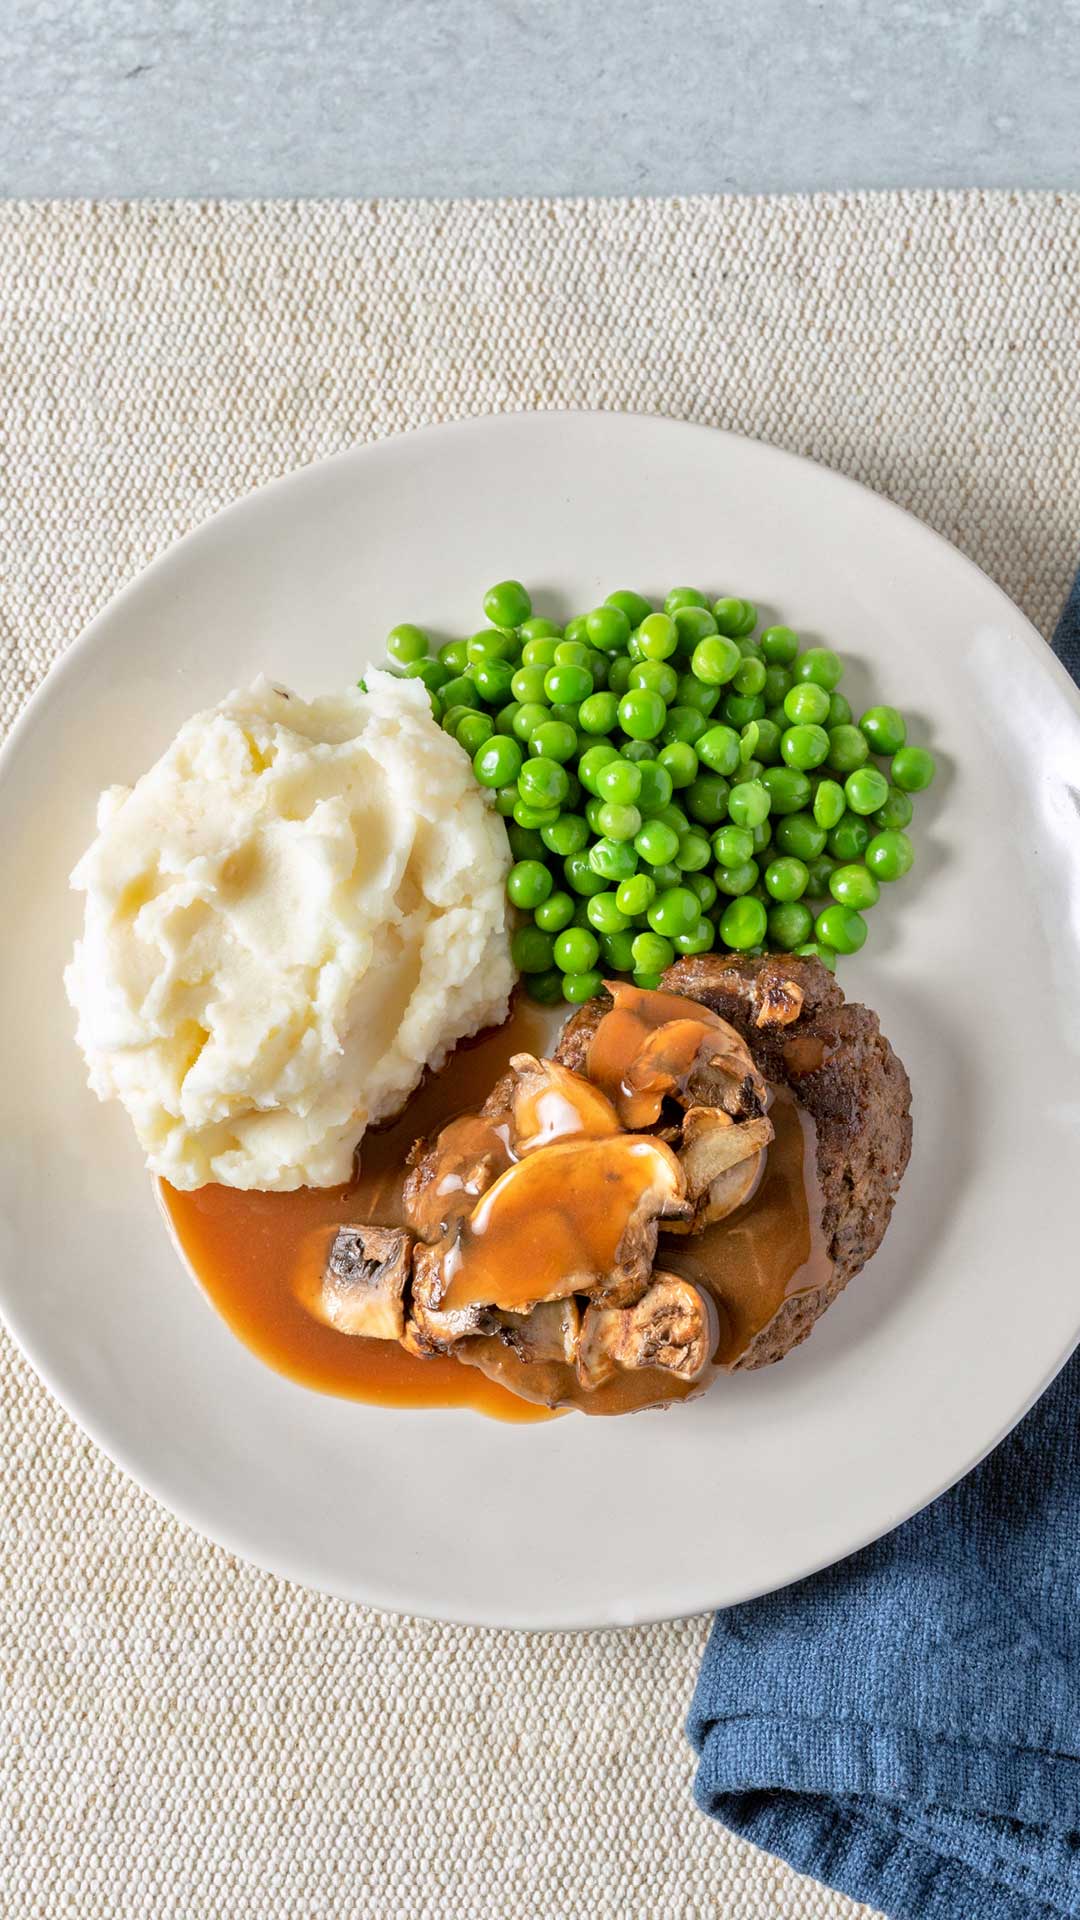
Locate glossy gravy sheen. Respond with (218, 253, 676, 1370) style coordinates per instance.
(161, 995, 832, 1418)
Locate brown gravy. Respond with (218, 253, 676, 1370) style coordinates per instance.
(161, 994, 832, 1419)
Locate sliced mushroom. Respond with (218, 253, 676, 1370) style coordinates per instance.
(509, 1054, 621, 1153)
(666, 1108, 774, 1233)
(429, 1133, 689, 1316)
(753, 976, 805, 1028)
(321, 1225, 413, 1341)
(586, 980, 766, 1128)
(576, 1274, 715, 1390)
(402, 1239, 496, 1354)
(493, 1295, 582, 1366)
(402, 1113, 514, 1243)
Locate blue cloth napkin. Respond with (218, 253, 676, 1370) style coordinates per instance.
(689, 574, 1080, 1920)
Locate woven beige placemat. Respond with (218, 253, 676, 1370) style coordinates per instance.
(1, 193, 1077, 1920)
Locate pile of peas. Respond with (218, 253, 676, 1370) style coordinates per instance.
(381, 582, 935, 1006)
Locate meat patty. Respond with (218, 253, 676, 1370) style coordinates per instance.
(555, 953, 912, 1368)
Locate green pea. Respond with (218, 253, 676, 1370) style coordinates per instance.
(619, 689, 667, 740)
(583, 604, 629, 653)
(813, 778, 846, 830)
(784, 682, 831, 726)
(774, 812, 827, 860)
(440, 673, 481, 713)
(630, 660, 679, 701)
(507, 824, 545, 860)
(688, 871, 718, 911)
(472, 658, 516, 705)
(713, 824, 754, 866)
(402, 658, 448, 694)
(520, 637, 559, 670)
(793, 647, 843, 691)
(865, 829, 914, 881)
(751, 819, 774, 855)
(804, 854, 838, 898)
(722, 693, 766, 729)
(636, 760, 674, 814)
(387, 622, 429, 664)
(586, 891, 630, 934)
(565, 849, 610, 895)
(525, 967, 564, 1005)
(512, 701, 551, 742)
(626, 632, 646, 662)
(760, 765, 811, 815)
(546, 663, 593, 705)
(826, 724, 870, 774)
(676, 673, 722, 716)
(468, 628, 519, 665)
(526, 721, 574, 765)
(676, 829, 712, 872)
(692, 635, 742, 686)
(510, 665, 549, 706)
(635, 819, 680, 867)
(483, 580, 532, 629)
(658, 740, 699, 788)
(752, 718, 783, 765)
(654, 801, 690, 835)
(845, 766, 890, 815)
(760, 626, 799, 665)
(795, 941, 837, 973)
(727, 779, 771, 829)
(600, 929, 637, 972)
(456, 712, 494, 755)
(586, 838, 638, 884)
(518, 757, 569, 810)
(672, 606, 718, 647)
(763, 664, 794, 708)
(647, 886, 700, 937)
(511, 925, 555, 973)
(672, 917, 716, 956)
(732, 655, 767, 698)
(578, 742, 621, 792)
(891, 746, 935, 792)
(636, 612, 678, 659)
(439, 705, 471, 737)
(608, 656, 634, 695)
(649, 861, 681, 890)
(715, 859, 759, 897)
(578, 691, 619, 735)
(873, 785, 914, 830)
(553, 926, 600, 974)
(829, 864, 880, 910)
(562, 616, 588, 645)
(765, 856, 809, 902)
(621, 738, 655, 764)
(815, 903, 867, 955)
(513, 799, 559, 831)
(695, 724, 741, 776)
(535, 889, 575, 932)
(827, 691, 852, 727)
(781, 724, 830, 771)
(685, 773, 731, 826)
(632, 970, 663, 990)
(712, 597, 758, 638)
(494, 785, 518, 817)
(553, 641, 590, 670)
(597, 801, 642, 842)
(663, 705, 708, 746)
(519, 617, 562, 642)
(719, 895, 768, 950)
(472, 735, 522, 789)
(439, 639, 470, 672)
(632, 930, 675, 973)
(616, 873, 656, 917)
(664, 587, 709, 613)
(585, 796, 606, 833)
(768, 901, 814, 950)
(605, 590, 653, 628)
(595, 756, 641, 805)
(495, 701, 521, 736)
(561, 969, 603, 1004)
(860, 705, 906, 755)
(507, 860, 553, 909)
(542, 812, 589, 856)
(827, 816, 870, 861)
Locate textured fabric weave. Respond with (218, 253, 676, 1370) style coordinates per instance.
(1, 193, 1078, 1920)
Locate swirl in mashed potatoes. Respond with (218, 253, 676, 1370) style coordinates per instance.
(65, 672, 514, 1190)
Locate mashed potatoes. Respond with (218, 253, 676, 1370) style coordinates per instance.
(65, 673, 514, 1189)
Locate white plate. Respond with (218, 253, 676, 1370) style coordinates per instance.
(2, 412, 1079, 1630)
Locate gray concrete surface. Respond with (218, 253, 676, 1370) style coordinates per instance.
(2, 0, 1078, 198)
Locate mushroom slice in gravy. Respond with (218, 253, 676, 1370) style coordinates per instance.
(321, 1225, 413, 1341)
(576, 1274, 715, 1390)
